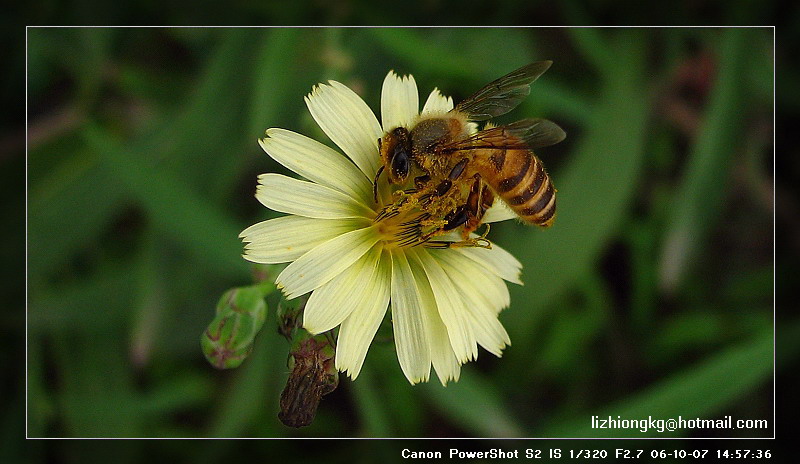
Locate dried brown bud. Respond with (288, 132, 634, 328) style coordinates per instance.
(278, 332, 338, 428)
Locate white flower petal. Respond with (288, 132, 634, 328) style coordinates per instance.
(425, 308, 462, 386)
(240, 216, 364, 264)
(482, 199, 518, 223)
(412, 248, 477, 363)
(390, 251, 431, 384)
(431, 242, 510, 312)
(256, 173, 373, 219)
(259, 129, 373, 205)
(406, 250, 461, 386)
(485, 273, 511, 313)
(305, 81, 383, 178)
(431, 250, 511, 356)
(303, 245, 382, 334)
(335, 250, 392, 379)
(276, 227, 380, 299)
(457, 241, 524, 285)
(421, 88, 453, 115)
(381, 71, 419, 131)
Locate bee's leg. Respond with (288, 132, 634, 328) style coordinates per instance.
(376, 172, 434, 222)
(480, 186, 495, 217)
(460, 176, 495, 240)
(414, 174, 430, 190)
(400, 174, 431, 195)
(373, 165, 385, 204)
(421, 201, 491, 249)
(448, 158, 469, 181)
(423, 224, 491, 249)
(460, 174, 488, 238)
(444, 205, 470, 231)
(422, 173, 494, 249)
(419, 158, 468, 205)
(418, 205, 465, 245)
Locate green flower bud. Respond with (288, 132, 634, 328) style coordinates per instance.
(201, 286, 267, 369)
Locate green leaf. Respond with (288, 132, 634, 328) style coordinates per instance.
(28, 261, 134, 334)
(150, 29, 255, 166)
(564, 28, 615, 78)
(82, 123, 248, 279)
(53, 331, 144, 437)
(536, 273, 609, 377)
(140, 373, 214, 416)
(542, 327, 773, 437)
(249, 29, 303, 138)
(659, 29, 756, 292)
(74, 28, 113, 106)
(128, 230, 164, 370)
(349, 367, 394, 437)
(356, 344, 424, 436)
(645, 312, 727, 365)
(420, 370, 524, 437)
(626, 218, 661, 329)
(27, 149, 126, 280)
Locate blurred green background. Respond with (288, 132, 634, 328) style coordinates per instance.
(20, 25, 783, 449)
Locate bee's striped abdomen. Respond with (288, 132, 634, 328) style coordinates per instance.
(484, 149, 556, 227)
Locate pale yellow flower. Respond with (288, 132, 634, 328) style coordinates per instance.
(241, 71, 522, 385)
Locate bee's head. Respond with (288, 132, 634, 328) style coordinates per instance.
(379, 126, 412, 184)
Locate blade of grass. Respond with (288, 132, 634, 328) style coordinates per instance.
(82, 123, 248, 279)
(74, 28, 113, 106)
(362, 343, 424, 436)
(349, 367, 394, 437)
(542, 326, 773, 437)
(140, 373, 214, 417)
(128, 229, 163, 369)
(564, 28, 615, 78)
(28, 261, 134, 334)
(645, 312, 728, 365)
(370, 29, 471, 78)
(248, 29, 303, 138)
(142, 30, 255, 164)
(627, 218, 660, 330)
(420, 370, 524, 438)
(27, 149, 126, 280)
(535, 272, 609, 378)
(53, 331, 144, 437)
(659, 29, 754, 292)
(207, 28, 304, 204)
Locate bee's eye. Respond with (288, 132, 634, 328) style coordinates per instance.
(390, 146, 410, 183)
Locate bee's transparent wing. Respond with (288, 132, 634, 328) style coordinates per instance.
(452, 61, 553, 121)
(440, 118, 566, 152)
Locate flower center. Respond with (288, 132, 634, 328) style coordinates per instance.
(371, 177, 447, 249)
(369, 169, 493, 250)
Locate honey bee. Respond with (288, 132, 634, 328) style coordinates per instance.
(375, 61, 566, 248)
